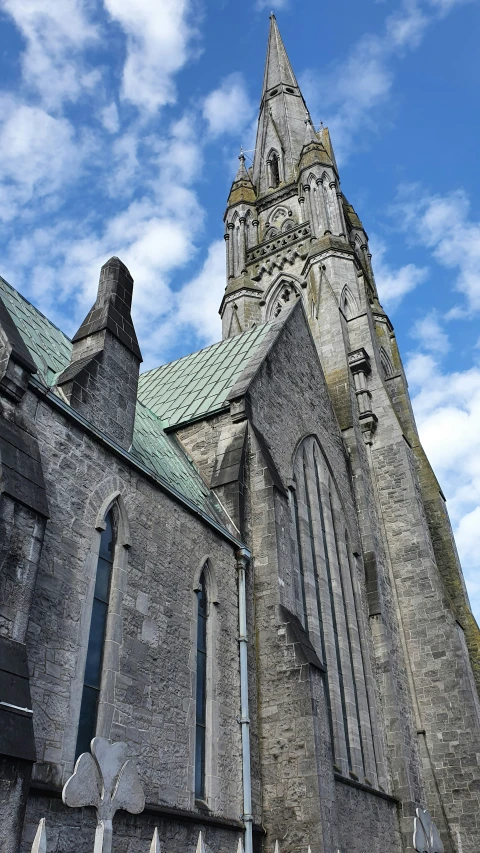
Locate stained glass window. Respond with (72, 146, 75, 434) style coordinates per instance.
(195, 571, 208, 800)
(75, 511, 114, 759)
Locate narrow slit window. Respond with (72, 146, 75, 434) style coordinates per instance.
(76, 510, 114, 759)
(315, 460, 352, 771)
(330, 494, 366, 778)
(270, 154, 280, 188)
(292, 484, 309, 630)
(195, 571, 208, 800)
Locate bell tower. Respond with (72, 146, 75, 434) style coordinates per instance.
(219, 14, 379, 347)
(220, 14, 480, 853)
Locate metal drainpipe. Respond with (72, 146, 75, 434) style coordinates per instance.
(236, 548, 253, 853)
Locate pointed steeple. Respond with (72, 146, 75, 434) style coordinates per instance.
(234, 151, 249, 181)
(261, 14, 299, 99)
(298, 115, 334, 173)
(227, 151, 256, 206)
(253, 16, 312, 195)
(303, 114, 318, 146)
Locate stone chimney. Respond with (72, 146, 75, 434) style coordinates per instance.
(57, 257, 142, 449)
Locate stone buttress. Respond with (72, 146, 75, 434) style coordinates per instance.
(0, 294, 48, 851)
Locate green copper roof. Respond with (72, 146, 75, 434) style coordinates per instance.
(132, 402, 224, 519)
(0, 276, 72, 384)
(0, 275, 225, 523)
(138, 323, 273, 428)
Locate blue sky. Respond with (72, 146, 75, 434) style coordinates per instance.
(0, 0, 479, 619)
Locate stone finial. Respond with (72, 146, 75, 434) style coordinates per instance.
(413, 808, 444, 853)
(274, 841, 281, 853)
(150, 828, 161, 853)
(236, 837, 244, 853)
(62, 737, 145, 853)
(30, 819, 47, 853)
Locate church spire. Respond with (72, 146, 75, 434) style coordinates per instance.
(253, 15, 311, 196)
(261, 14, 299, 101)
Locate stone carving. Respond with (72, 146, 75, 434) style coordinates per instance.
(62, 737, 145, 853)
(413, 807, 444, 853)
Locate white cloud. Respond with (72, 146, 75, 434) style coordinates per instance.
(173, 240, 225, 343)
(103, 0, 197, 112)
(406, 353, 480, 620)
(392, 186, 480, 314)
(370, 236, 428, 309)
(0, 100, 82, 220)
(0, 0, 99, 108)
(202, 74, 254, 138)
(411, 311, 450, 353)
(255, 0, 289, 10)
(301, 0, 472, 162)
(100, 102, 120, 134)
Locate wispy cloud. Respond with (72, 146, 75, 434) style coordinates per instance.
(301, 0, 473, 162)
(202, 73, 254, 138)
(255, 0, 289, 10)
(0, 0, 100, 108)
(406, 351, 480, 617)
(0, 98, 85, 221)
(103, 0, 198, 113)
(410, 310, 450, 352)
(391, 185, 480, 315)
(370, 235, 428, 309)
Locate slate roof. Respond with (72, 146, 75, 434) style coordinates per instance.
(0, 276, 72, 385)
(137, 323, 273, 429)
(0, 276, 225, 523)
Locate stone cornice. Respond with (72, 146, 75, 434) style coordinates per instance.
(255, 181, 299, 212)
(247, 221, 311, 265)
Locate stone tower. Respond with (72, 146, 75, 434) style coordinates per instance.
(220, 14, 480, 852)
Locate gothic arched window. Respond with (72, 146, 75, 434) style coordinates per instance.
(291, 437, 381, 787)
(380, 347, 394, 379)
(270, 153, 280, 188)
(341, 285, 358, 320)
(195, 570, 208, 800)
(76, 510, 115, 758)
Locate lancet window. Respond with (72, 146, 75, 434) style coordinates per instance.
(291, 437, 381, 786)
(380, 347, 395, 379)
(76, 510, 115, 759)
(195, 570, 208, 800)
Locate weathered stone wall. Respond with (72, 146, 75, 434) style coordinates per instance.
(242, 304, 400, 853)
(17, 389, 245, 847)
(58, 330, 140, 450)
(22, 793, 244, 853)
(334, 780, 401, 853)
(372, 435, 480, 851)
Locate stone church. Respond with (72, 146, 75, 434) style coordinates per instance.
(0, 14, 479, 853)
